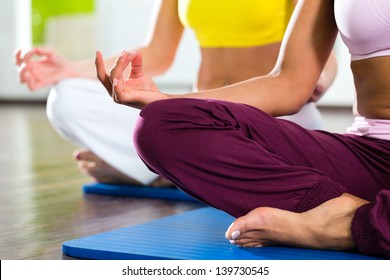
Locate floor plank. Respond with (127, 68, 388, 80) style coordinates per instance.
(0, 103, 202, 260)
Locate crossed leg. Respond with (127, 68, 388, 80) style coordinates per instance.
(135, 99, 388, 255)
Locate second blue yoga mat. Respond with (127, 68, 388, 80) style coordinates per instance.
(83, 182, 199, 202)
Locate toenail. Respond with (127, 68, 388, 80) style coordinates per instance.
(231, 230, 240, 240)
(225, 223, 234, 239)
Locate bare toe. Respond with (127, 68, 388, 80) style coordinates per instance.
(226, 207, 296, 247)
(73, 149, 141, 185)
(73, 148, 98, 161)
(226, 195, 366, 251)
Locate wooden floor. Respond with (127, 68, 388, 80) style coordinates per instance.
(0, 102, 353, 260)
(0, 102, 203, 260)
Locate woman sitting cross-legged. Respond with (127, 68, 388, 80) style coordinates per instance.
(95, 0, 390, 258)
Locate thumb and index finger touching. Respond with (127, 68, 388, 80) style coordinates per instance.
(128, 50, 144, 79)
(15, 47, 56, 67)
(95, 50, 145, 96)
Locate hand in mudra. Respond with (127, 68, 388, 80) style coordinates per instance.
(15, 47, 75, 91)
(95, 50, 167, 109)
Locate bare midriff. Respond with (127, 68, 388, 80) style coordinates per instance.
(195, 42, 281, 91)
(351, 56, 390, 119)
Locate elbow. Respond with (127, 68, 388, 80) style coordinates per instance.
(288, 99, 308, 115)
(270, 72, 312, 116)
(289, 86, 316, 115)
(278, 97, 307, 116)
(144, 54, 174, 76)
(267, 92, 308, 117)
(142, 44, 177, 76)
(267, 71, 316, 116)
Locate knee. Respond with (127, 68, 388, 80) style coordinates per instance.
(134, 98, 207, 169)
(46, 78, 91, 130)
(133, 98, 237, 166)
(134, 98, 241, 171)
(133, 100, 176, 167)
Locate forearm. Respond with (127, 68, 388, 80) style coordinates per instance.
(167, 73, 310, 117)
(309, 51, 338, 102)
(321, 51, 338, 91)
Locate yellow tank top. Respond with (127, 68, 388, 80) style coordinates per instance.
(178, 0, 294, 47)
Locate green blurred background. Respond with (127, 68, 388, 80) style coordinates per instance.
(32, 0, 94, 44)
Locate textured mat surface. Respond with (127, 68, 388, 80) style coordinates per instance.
(83, 182, 199, 202)
(63, 207, 381, 260)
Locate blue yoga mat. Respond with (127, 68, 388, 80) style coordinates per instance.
(83, 182, 199, 202)
(63, 207, 381, 260)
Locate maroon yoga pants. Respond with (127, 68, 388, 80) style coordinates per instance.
(134, 98, 390, 258)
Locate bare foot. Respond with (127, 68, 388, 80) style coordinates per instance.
(73, 149, 173, 187)
(225, 194, 369, 251)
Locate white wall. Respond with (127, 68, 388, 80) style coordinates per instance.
(95, 0, 199, 91)
(1, 0, 355, 105)
(0, 0, 47, 100)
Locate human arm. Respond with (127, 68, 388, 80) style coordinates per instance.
(289, 0, 337, 103)
(309, 50, 338, 102)
(15, 0, 183, 91)
(99, 0, 338, 116)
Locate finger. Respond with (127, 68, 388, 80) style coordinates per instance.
(15, 49, 33, 66)
(28, 80, 42, 91)
(129, 51, 144, 79)
(34, 46, 56, 57)
(19, 67, 28, 83)
(19, 65, 34, 83)
(95, 51, 112, 95)
(112, 77, 128, 104)
(14, 49, 34, 69)
(14, 49, 23, 66)
(34, 47, 61, 63)
(111, 79, 119, 103)
(19, 49, 41, 64)
(19, 47, 55, 65)
(21, 72, 40, 91)
(109, 50, 134, 82)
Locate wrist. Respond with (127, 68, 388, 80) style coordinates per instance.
(69, 60, 96, 79)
